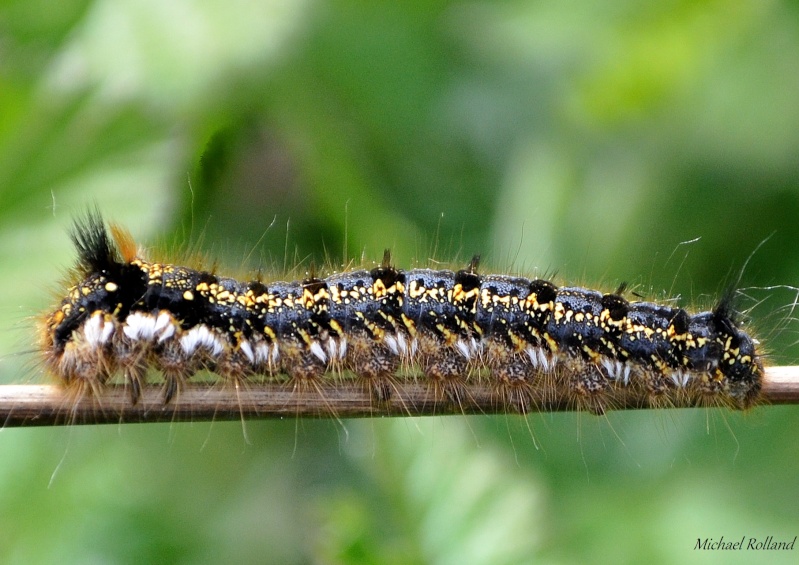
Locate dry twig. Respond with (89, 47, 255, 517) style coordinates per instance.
(0, 366, 796, 428)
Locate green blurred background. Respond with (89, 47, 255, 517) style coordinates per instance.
(1, 1, 799, 563)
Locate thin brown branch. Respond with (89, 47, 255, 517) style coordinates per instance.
(0, 366, 796, 428)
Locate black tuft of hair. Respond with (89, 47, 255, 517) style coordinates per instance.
(70, 209, 121, 274)
(712, 288, 741, 334)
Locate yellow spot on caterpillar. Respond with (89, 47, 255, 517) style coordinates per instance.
(373, 279, 387, 298)
(401, 313, 417, 336)
(409, 281, 426, 299)
(329, 319, 343, 335)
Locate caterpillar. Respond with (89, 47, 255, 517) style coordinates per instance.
(40, 211, 764, 415)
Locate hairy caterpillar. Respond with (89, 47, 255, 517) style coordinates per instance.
(40, 212, 764, 415)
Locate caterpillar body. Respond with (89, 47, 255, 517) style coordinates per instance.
(41, 213, 764, 414)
